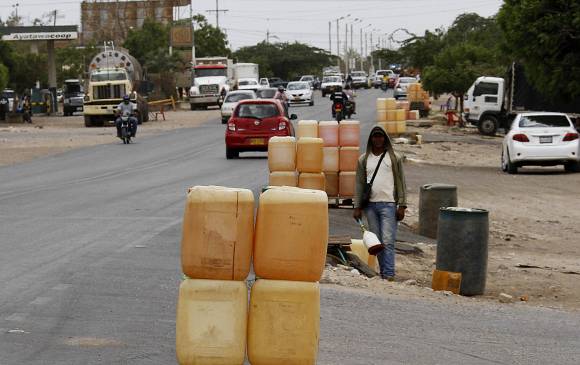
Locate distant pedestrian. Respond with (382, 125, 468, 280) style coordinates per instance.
(22, 94, 32, 123)
(353, 125, 407, 281)
(0, 95, 8, 121)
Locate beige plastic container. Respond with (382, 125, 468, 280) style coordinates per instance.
(339, 147, 359, 172)
(268, 136, 296, 172)
(339, 171, 356, 197)
(397, 100, 410, 111)
(181, 186, 254, 280)
(325, 172, 339, 197)
(376, 98, 389, 110)
(296, 137, 324, 173)
(322, 147, 339, 172)
(386, 109, 397, 121)
(254, 187, 328, 282)
(411, 110, 420, 119)
(351, 239, 379, 272)
(395, 109, 406, 121)
(385, 98, 397, 110)
(376, 109, 388, 122)
(396, 120, 406, 134)
(298, 172, 326, 191)
(318, 121, 339, 147)
(248, 280, 320, 365)
(297, 120, 319, 139)
(176, 279, 247, 365)
(269, 171, 298, 187)
(379, 121, 398, 135)
(339, 120, 360, 147)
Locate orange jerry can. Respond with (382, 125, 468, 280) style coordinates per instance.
(432, 269, 462, 294)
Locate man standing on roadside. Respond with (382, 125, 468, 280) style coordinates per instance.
(353, 125, 407, 281)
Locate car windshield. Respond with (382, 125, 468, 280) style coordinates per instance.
(519, 115, 571, 128)
(287, 83, 308, 90)
(300, 76, 313, 81)
(64, 84, 82, 94)
(239, 80, 257, 86)
(323, 77, 341, 83)
(3, 90, 15, 98)
(399, 78, 416, 84)
(352, 72, 365, 77)
(236, 103, 279, 118)
(195, 68, 227, 77)
(256, 89, 277, 98)
(225, 93, 253, 103)
(90, 70, 127, 81)
(260, 79, 269, 85)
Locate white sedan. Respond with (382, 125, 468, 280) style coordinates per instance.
(285, 81, 314, 106)
(220, 90, 256, 124)
(501, 112, 580, 174)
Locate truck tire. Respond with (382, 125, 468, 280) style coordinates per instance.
(478, 115, 498, 136)
(84, 115, 94, 127)
(190, 103, 196, 111)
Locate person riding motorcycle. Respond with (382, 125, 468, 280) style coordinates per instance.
(329, 88, 348, 118)
(115, 95, 138, 138)
(343, 84, 356, 114)
(274, 86, 289, 116)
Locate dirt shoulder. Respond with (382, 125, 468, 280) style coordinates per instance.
(0, 109, 219, 167)
(328, 119, 580, 312)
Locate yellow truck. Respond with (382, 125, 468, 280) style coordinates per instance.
(83, 47, 149, 127)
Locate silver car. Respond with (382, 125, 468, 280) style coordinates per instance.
(394, 77, 418, 99)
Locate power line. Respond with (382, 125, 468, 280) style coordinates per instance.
(205, 0, 228, 30)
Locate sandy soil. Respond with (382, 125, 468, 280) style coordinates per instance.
(0, 108, 219, 167)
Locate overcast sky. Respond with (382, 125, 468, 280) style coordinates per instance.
(3, 0, 504, 52)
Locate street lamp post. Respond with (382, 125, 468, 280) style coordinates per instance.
(335, 14, 350, 71)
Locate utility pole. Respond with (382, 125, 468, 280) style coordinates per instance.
(206, 0, 228, 30)
(344, 22, 348, 75)
(360, 28, 363, 70)
(328, 21, 332, 54)
(12, 3, 19, 19)
(190, 1, 196, 80)
(336, 19, 340, 69)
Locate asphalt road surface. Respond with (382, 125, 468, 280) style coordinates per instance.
(1, 89, 579, 364)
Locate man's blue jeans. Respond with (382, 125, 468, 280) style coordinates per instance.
(364, 202, 397, 277)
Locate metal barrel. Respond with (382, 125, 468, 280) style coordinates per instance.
(436, 207, 489, 296)
(419, 183, 458, 239)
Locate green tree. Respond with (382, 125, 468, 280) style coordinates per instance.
(422, 43, 502, 112)
(234, 42, 334, 80)
(192, 15, 231, 57)
(56, 44, 98, 84)
(498, 0, 580, 100)
(123, 18, 171, 67)
(0, 63, 9, 91)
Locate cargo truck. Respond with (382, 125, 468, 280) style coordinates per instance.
(189, 57, 234, 110)
(83, 47, 149, 127)
(464, 62, 580, 135)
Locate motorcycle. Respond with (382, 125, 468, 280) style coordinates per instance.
(119, 115, 132, 144)
(333, 100, 344, 122)
(380, 79, 388, 91)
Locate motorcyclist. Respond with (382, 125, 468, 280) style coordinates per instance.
(329, 87, 348, 118)
(343, 84, 356, 114)
(274, 85, 289, 116)
(115, 95, 138, 138)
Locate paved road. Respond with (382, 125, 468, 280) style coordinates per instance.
(1, 89, 579, 364)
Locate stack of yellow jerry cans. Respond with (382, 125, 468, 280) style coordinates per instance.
(376, 98, 406, 136)
(177, 185, 327, 365)
(268, 136, 298, 187)
(337, 121, 360, 198)
(407, 83, 429, 119)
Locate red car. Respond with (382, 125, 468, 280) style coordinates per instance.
(225, 99, 296, 159)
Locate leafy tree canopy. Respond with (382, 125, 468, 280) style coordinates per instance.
(234, 42, 335, 80)
(498, 0, 580, 100)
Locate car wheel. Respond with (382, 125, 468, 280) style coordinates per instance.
(221, 117, 228, 124)
(321, 91, 326, 97)
(505, 148, 518, 174)
(564, 161, 580, 172)
(226, 147, 238, 159)
(309, 100, 314, 106)
(190, 104, 196, 111)
(478, 115, 498, 136)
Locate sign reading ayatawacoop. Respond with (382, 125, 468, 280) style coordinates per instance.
(2, 32, 78, 41)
